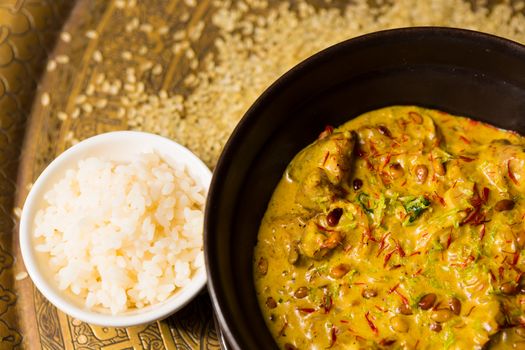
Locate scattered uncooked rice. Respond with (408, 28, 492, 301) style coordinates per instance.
(125, 0, 525, 167)
(34, 152, 206, 314)
(56, 0, 525, 169)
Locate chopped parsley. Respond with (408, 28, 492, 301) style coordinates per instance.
(402, 196, 431, 225)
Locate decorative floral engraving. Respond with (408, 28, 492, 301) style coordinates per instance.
(0, 245, 13, 275)
(13, 0, 222, 348)
(0, 320, 21, 349)
(0, 285, 16, 316)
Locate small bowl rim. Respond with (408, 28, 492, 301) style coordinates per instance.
(20, 130, 211, 327)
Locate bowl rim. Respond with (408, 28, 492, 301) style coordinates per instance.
(204, 26, 525, 349)
(20, 130, 211, 327)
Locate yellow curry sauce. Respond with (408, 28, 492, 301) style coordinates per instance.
(253, 106, 525, 349)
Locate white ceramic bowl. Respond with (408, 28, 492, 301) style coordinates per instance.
(19, 131, 211, 327)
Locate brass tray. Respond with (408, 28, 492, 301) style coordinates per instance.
(3, 0, 525, 349)
(8, 0, 221, 348)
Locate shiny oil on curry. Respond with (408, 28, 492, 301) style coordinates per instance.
(254, 106, 525, 349)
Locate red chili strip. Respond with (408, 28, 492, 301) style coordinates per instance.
(376, 232, 391, 257)
(298, 307, 316, 314)
(480, 224, 486, 240)
(482, 187, 490, 203)
(322, 151, 330, 166)
(394, 289, 409, 305)
(365, 311, 378, 335)
(470, 184, 482, 206)
(375, 305, 387, 312)
(329, 325, 338, 347)
(365, 228, 377, 243)
(498, 266, 505, 280)
(315, 223, 327, 232)
(369, 143, 378, 156)
(459, 155, 475, 162)
(380, 338, 396, 346)
(489, 270, 497, 283)
(461, 207, 487, 226)
(395, 239, 406, 257)
(383, 249, 395, 267)
(388, 283, 400, 294)
(459, 135, 471, 144)
(513, 251, 520, 266)
(508, 160, 519, 185)
(474, 215, 490, 226)
(515, 272, 525, 283)
(318, 125, 334, 139)
(464, 306, 476, 317)
(433, 191, 446, 206)
(278, 318, 288, 337)
(378, 232, 391, 246)
(412, 268, 423, 277)
(446, 233, 452, 249)
(468, 185, 489, 208)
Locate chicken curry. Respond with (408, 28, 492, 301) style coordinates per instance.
(254, 106, 525, 349)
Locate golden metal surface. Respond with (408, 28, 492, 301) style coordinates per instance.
(5, 0, 220, 349)
(6, 0, 523, 349)
(0, 1, 73, 349)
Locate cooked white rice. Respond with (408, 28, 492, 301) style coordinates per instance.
(33, 152, 206, 314)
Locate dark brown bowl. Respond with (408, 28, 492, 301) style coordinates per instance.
(204, 27, 525, 350)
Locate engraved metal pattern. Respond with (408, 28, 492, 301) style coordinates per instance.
(9, 0, 221, 349)
(0, 0, 72, 349)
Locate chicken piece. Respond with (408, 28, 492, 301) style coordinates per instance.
(300, 220, 344, 260)
(321, 131, 355, 185)
(444, 162, 475, 209)
(257, 213, 312, 267)
(288, 130, 355, 186)
(480, 141, 525, 193)
(356, 111, 440, 157)
(480, 161, 507, 193)
(295, 169, 340, 211)
(289, 131, 355, 211)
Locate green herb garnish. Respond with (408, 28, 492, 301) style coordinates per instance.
(402, 196, 431, 224)
(357, 192, 373, 213)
